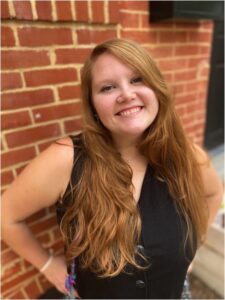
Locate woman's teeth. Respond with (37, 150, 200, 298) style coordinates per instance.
(118, 106, 142, 116)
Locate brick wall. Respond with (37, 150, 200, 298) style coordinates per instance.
(1, 0, 214, 298)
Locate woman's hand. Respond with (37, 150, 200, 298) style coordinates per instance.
(42, 255, 80, 298)
(41, 255, 81, 297)
(41, 255, 69, 294)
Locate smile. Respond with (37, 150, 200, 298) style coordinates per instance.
(116, 106, 143, 117)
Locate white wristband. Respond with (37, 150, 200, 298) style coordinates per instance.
(39, 254, 54, 273)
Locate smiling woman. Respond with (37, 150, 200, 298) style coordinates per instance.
(91, 52, 159, 140)
(1, 38, 223, 299)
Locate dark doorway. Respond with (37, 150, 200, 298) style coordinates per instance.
(204, 20, 224, 149)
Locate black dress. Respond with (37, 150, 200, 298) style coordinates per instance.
(56, 135, 196, 299)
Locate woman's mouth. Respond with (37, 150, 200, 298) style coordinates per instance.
(116, 106, 143, 117)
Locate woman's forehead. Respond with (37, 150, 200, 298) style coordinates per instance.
(91, 53, 138, 76)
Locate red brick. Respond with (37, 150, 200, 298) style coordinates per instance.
(2, 50, 50, 70)
(174, 70, 196, 82)
(1, 1, 10, 19)
(200, 67, 210, 77)
(2, 111, 31, 130)
(26, 209, 47, 225)
(181, 115, 195, 127)
(1, 72, 22, 91)
(24, 68, 77, 87)
(25, 280, 42, 299)
(91, 1, 104, 23)
(187, 103, 200, 114)
(75, 1, 89, 22)
(158, 59, 187, 72)
(36, 0, 52, 20)
(108, 1, 120, 23)
(1, 170, 14, 186)
(174, 45, 199, 56)
(121, 30, 157, 44)
(175, 93, 196, 105)
(197, 80, 208, 91)
(1, 26, 15, 47)
(2, 262, 22, 281)
(174, 21, 200, 30)
(1, 269, 37, 293)
(185, 82, 199, 93)
(195, 111, 206, 121)
(1, 89, 54, 110)
(201, 21, 214, 30)
(1, 241, 9, 251)
(188, 32, 212, 43)
(30, 216, 57, 234)
(52, 227, 62, 240)
(5, 124, 61, 148)
(33, 102, 81, 123)
(148, 46, 173, 59)
(55, 48, 91, 64)
(188, 57, 208, 68)
(175, 105, 186, 116)
(140, 14, 151, 28)
(39, 275, 53, 292)
(38, 139, 56, 152)
(199, 46, 211, 55)
(120, 12, 139, 28)
(56, 0, 72, 21)
(185, 122, 205, 134)
(149, 20, 174, 31)
(173, 84, 185, 96)
(6, 291, 26, 299)
(48, 206, 56, 214)
(159, 31, 188, 43)
(1, 249, 19, 265)
(13, 0, 33, 20)
(1, 139, 4, 151)
(1, 147, 36, 168)
(77, 29, 117, 44)
(162, 72, 173, 83)
(15, 164, 27, 176)
(51, 239, 64, 252)
(58, 85, 81, 101)
(120, 1, 148, 11)
(64, 118, 83, 134)
(18, 27, 72, 47)
(37, 232, 51, 245)
(195, 99, 206, 110)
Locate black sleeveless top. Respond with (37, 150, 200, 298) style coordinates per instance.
(56, 135, 196, 299)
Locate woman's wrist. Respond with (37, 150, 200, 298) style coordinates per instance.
(39, 254, 54, 273)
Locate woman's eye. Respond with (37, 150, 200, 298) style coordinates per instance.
(100, 85, 114, 93)
(131, 76, 143, 84)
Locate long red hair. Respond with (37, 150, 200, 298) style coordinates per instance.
(60, 38, 208, 277)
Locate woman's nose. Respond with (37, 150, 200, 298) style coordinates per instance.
(117, 87, 136, 103)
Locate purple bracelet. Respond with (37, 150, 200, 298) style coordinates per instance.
(65, 260, 77, 299)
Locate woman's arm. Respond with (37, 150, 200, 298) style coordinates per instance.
(194, 144, 224, 227)
(187, 144, 223, 274)
(1, 138, 74, 294)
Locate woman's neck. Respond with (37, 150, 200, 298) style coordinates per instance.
(112, 135, 147, 167)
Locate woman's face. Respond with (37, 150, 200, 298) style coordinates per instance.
(91, 52, 159, 141)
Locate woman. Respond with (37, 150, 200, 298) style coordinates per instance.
(2, 39, 223, 299)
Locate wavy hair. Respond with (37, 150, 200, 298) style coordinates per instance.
(60, 38, 208, 277)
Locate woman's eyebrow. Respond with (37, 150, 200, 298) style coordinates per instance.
(93, 78, 116, 88)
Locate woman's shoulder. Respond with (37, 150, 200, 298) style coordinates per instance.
(191, 143, 210, 166)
